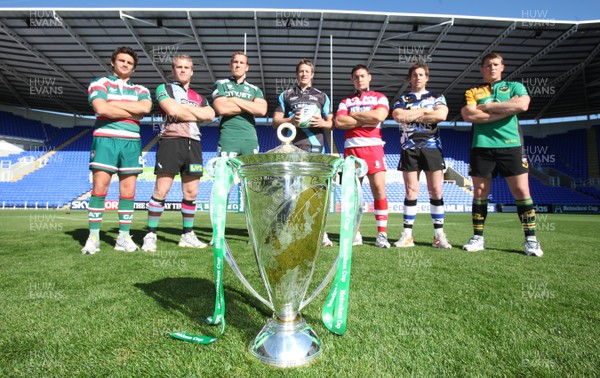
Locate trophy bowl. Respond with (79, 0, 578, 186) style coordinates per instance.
(229, 149, 341, 367)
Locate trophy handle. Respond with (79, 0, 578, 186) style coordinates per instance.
(223, 240, 275, 312)
(298, 254, 340, 312)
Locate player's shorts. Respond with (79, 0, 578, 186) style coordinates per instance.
(155, 137, 203, 176)
(217, 138, 259, 157)
(469, 147, 529, 178)
(399, 147, 445, 172)
(89, 136, 142, 175)
(344, 145, 386, 175)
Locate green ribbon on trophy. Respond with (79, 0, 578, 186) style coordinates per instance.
(170, 156, 232, 344)
(322, 155, 359, 336)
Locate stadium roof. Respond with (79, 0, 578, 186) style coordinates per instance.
(0, 8, 599, 123)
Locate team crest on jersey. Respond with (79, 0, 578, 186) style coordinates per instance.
(244, 86, 249, 91)
(499, 86, 510, 93)
(108, 87, 118, 93)
(374, 160, 381, 169)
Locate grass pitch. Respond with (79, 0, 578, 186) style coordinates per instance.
(1, 210, 599, 377)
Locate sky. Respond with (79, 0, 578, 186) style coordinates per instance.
(0, 0, 599, 22)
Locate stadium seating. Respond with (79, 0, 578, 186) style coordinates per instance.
(0, 111, 50, 142)
(0, 111, 599, 209)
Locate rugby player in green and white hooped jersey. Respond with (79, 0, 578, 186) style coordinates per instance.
(81, 46, 152, 255)
(212, 51, 267, 157)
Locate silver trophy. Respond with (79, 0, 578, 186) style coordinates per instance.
(207, 124, 364, 367)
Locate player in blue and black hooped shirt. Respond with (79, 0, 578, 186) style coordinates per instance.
(392, 62, 451, 250)
(273, 59, 333, 153)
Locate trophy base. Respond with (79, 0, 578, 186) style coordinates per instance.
(249, 316, 321, 368)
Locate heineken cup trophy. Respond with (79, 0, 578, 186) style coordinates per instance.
(173, 124, 365, 368)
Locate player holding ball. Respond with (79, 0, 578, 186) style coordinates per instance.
(273, 59, 333, 153)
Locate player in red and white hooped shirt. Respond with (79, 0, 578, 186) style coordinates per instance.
(335, 64, 391, 248)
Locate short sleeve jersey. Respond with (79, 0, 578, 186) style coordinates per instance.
(212, 77, 264, 140)
(155, 82, 209, 141)
(275, 86, 331, 149)
(336, 90, 389, 149)
(88, 75, 151, 139)
(464, 80, 529, 148)
(393, 91, 447, 150)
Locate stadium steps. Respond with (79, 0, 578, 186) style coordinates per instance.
(11, 128, 91, 182)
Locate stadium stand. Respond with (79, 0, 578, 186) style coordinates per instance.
(0, 112, 599, 208)
(0, 111, 50, 142)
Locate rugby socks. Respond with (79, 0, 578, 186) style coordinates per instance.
(181, 199, 196, 234)
(373, 198, 388, 234)
(430, 198, 445, 237)
(118, 196, 135, 233)
(147, 196, 165, 233)
(472, 199, 488, 236)
(88, 191, 105, 238)
(403, 199, 417, 237)
(517, 198, 537, 238)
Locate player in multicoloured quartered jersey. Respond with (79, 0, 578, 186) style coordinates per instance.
(335, 64, 390, 249)
(141, 55, 216, 253)
(461, 52, 543, 257)
(392, 63, 451, 250)
(212, 51, 267, 157)
(273, 59, 333, 153)
(81, 46, 152, 255)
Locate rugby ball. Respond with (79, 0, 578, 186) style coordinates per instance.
(297, 104, 320, 128)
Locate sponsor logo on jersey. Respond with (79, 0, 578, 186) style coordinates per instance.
(181, 98, 199, 107)
(189, 164, 203, 172)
